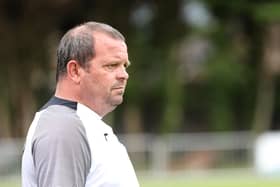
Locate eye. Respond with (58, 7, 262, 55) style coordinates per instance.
(124, 63, 128, 68)
(106, 63, 118, 69)
(124, 61, 131, 68)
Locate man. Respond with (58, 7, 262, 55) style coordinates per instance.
(22, 21, 139, 187)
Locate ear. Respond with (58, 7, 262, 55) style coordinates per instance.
(66, 60, 82, 83)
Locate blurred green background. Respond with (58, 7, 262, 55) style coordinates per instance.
(1, 0, 280, 186)
(2, 0, 280, 137)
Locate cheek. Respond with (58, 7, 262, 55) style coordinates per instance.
(89, 74, 111, 92)
(81, 73, 97, 91)
(82, 70, 114, 91)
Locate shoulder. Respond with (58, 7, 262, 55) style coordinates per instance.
(30, 106, 91, 187)
(33, 105, 87, 142)
(31, 105, 91, 161)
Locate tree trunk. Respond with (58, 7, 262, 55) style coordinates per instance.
(252, 24, 280, 135)
(161, 47, 184, 133)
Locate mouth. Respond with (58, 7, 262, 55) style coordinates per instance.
(112, 85, 125, 90)
(112, 86, 125, 94)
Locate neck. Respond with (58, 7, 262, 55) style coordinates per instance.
(55, 78, 114, 118)
(55, 79, 79, 102)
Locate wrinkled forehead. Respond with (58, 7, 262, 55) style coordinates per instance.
(91, 32, 129, 63)
(93, 32, 128, 52)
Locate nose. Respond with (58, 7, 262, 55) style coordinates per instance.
(117, 66, 129, 80)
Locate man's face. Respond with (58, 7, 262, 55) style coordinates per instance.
(79, 32, 129, 116)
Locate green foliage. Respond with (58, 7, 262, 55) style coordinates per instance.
(206, 49, 247, 131)
(253, 3, 280, 23)
(2, 0, 280, 136)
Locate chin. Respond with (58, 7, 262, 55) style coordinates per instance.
(112, 98, 123, 106)
(114, 100, 123, 106)
(108, 95, 124, 107)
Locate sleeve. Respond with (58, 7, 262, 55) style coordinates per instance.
(32, 114, 91, 187)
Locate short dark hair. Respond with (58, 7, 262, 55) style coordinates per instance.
(56, 21, 125, 81)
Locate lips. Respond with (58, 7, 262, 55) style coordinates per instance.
(112, 85, 126, 90)
(112, 86, 125, 94)
(113, 87, 124, 90)
(113, 88, 125, 93)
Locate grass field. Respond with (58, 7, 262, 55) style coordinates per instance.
(141, 175, 280, 187)
(140, 170, 280, 187)
(2, 172, 280, 187)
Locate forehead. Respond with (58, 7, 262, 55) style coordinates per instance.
(91, 32, 129, 66)
(93, 32, 127, 53)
